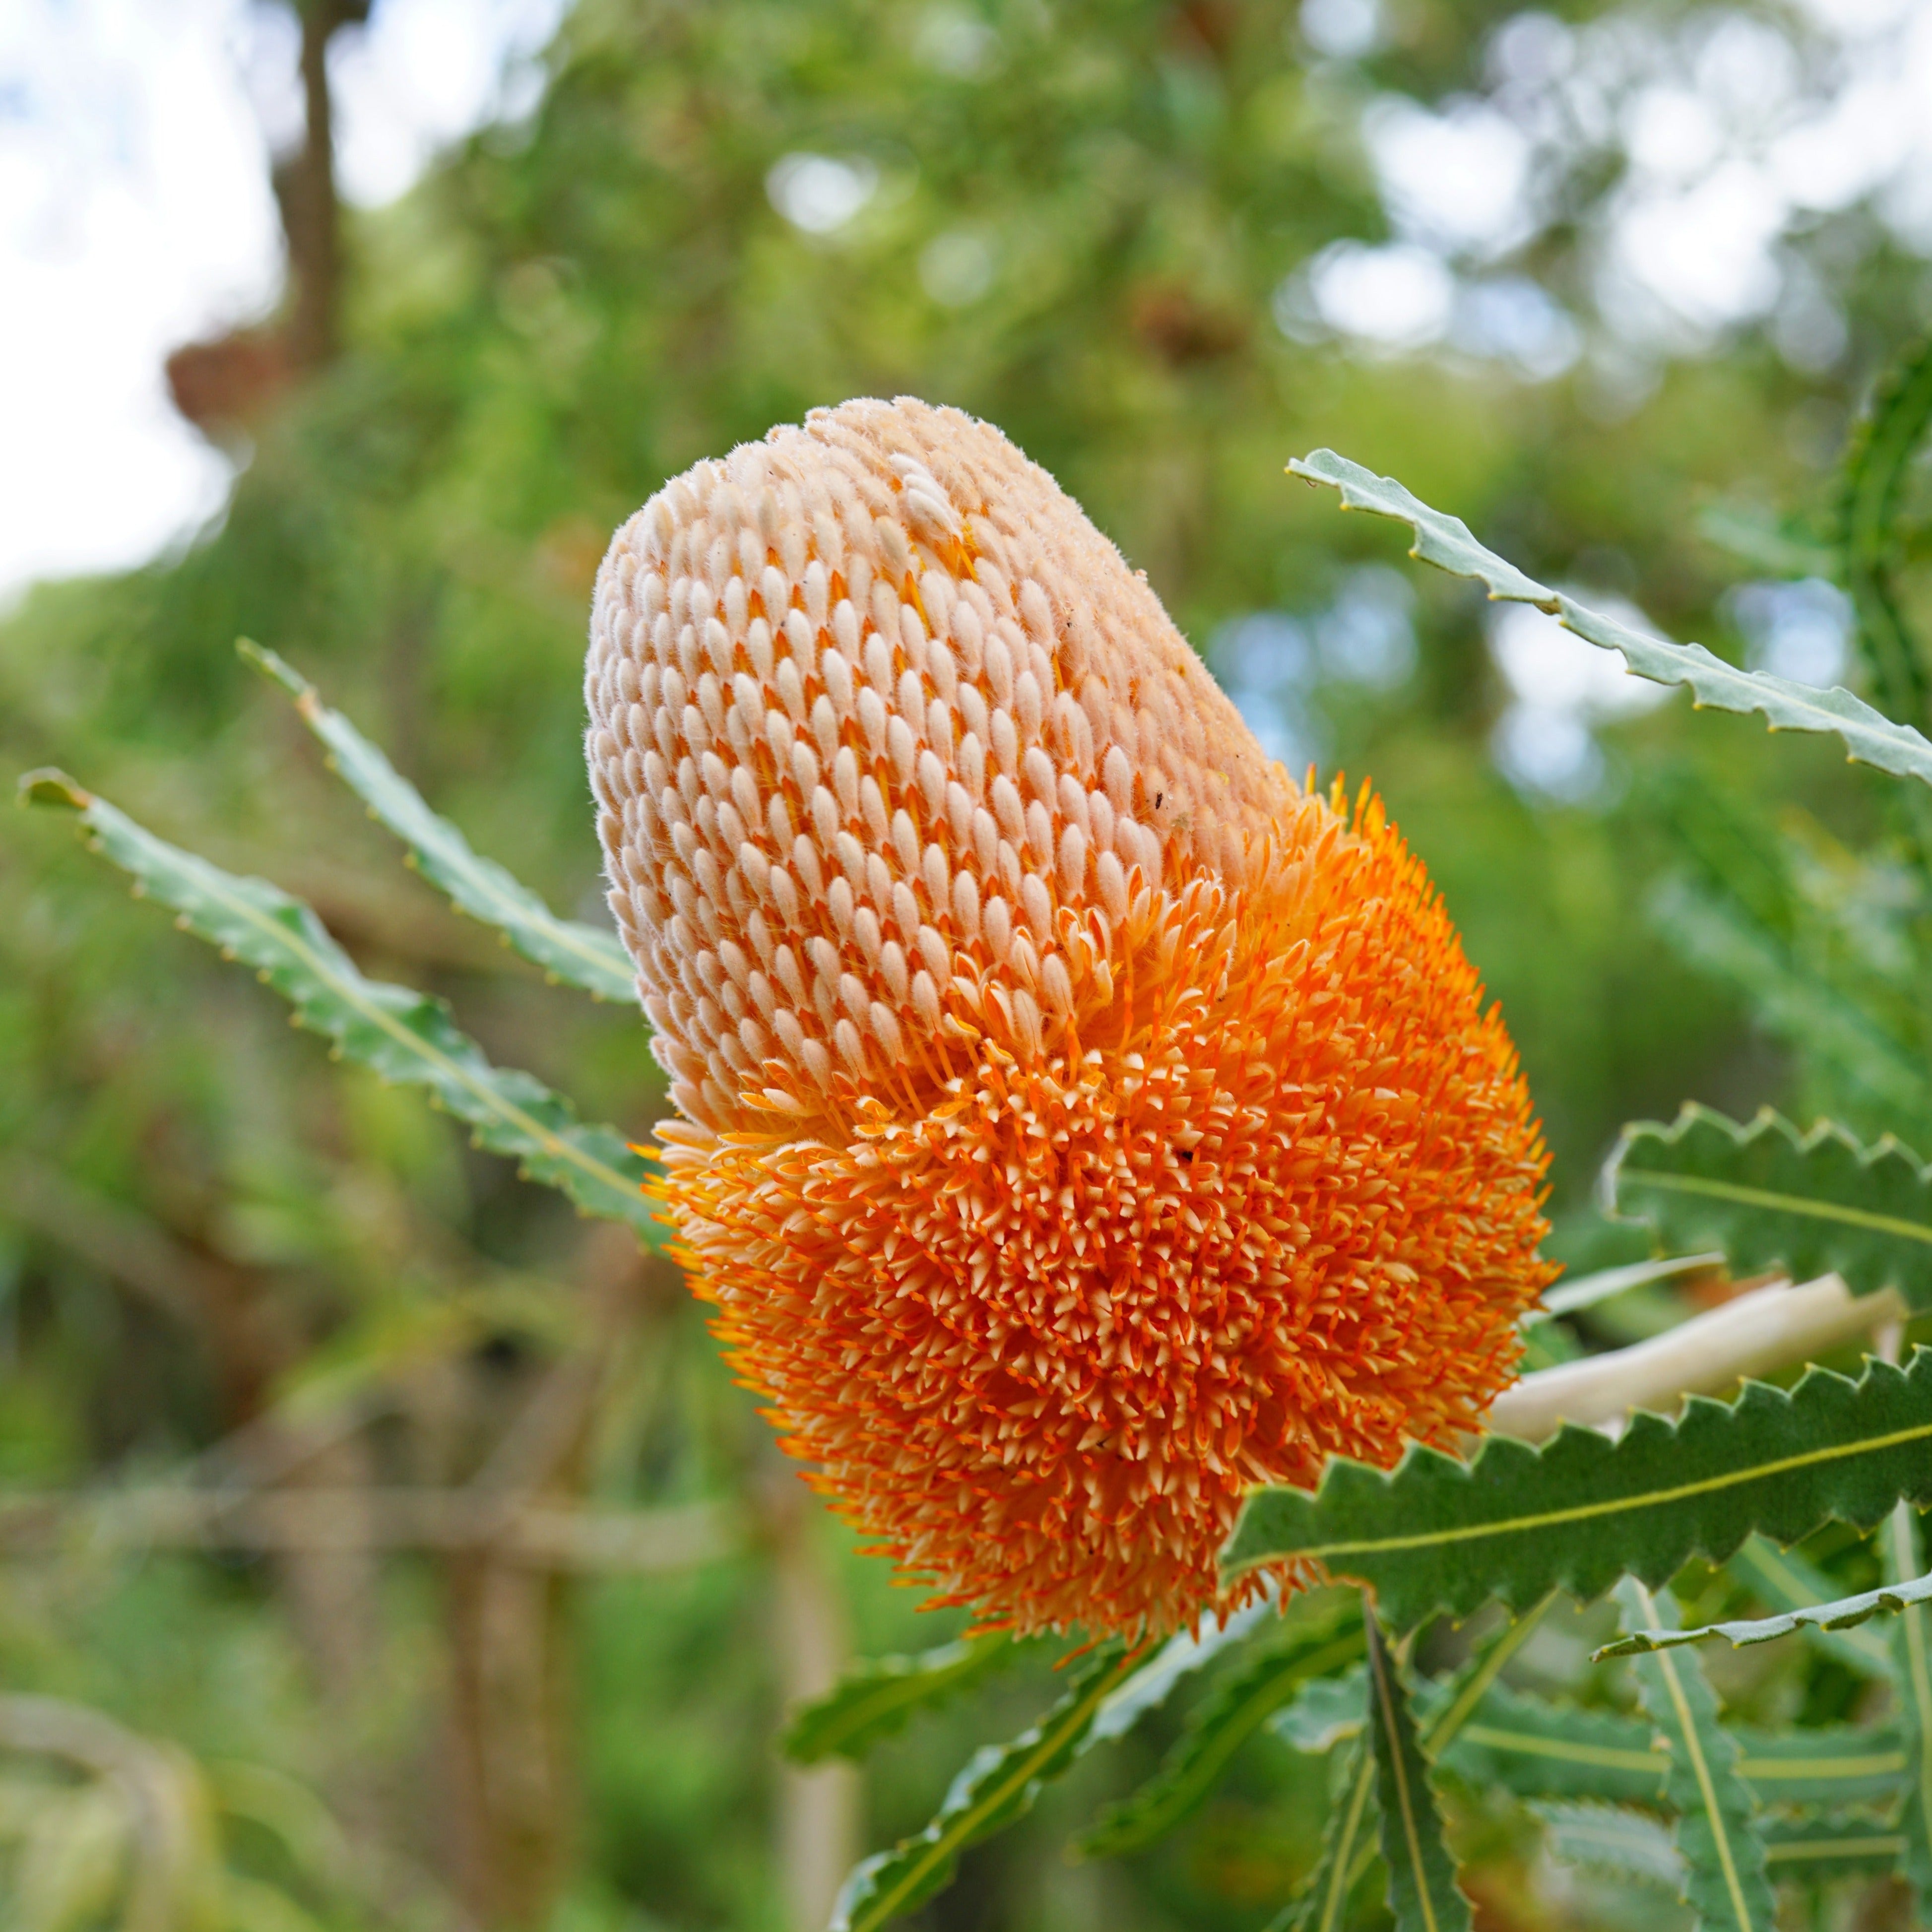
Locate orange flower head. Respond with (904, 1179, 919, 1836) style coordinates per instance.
(584, 397, 1554, 1638)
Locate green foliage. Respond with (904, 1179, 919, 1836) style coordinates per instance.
(782, 1636, 1033, 1766)
(241, 640, 639, 1003)
(1883, 1505, 1932, 1913)
(1364, 1615, 1472, 1932)
(1288, 450, 1932, 790)
(1435, 1682, 1666, 1808)
(1607, 1103, 1932, 1304)
(1077, 1617, 1364, 1858)
(1600, 1570, 1932, 1660)
(19, 770, 665, 1245)
(1725, 1536, 1897, 1680)
(1614, 1577, 1775, 1932)
(1534, 1803, 1685, 1891)
(1224, 1354, 1932, 1634)
(1837, 335, 1932, 731)
(1277, 1739, 1379, 1932)
(829, 1643, 1137, 1932)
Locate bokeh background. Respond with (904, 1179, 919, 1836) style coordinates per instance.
(4, 0, 1932, 1926)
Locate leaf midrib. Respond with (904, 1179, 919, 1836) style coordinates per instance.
(1292, 1414, 1932, 1562)
(101, 800, 644, 1207)
(1623, 1166, 1932, 1245)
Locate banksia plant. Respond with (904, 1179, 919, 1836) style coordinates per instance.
(584, 398, 1554, 1638)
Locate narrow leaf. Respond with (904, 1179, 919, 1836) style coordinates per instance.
(1615, 1577, 1774, 1932)
(1077, 1623, 1364, 1858)
(1884, 1503, 1932, 1910)
(1364, 1614, 1472, 1932)
(1598, 1571, 1932, 1660)
(1224, 1352, 1932, 1635)
(1273, 1736, 1378, 1932)
(1608, 1103, 1932, 1304)
(1730, 1725, 1905, 1809)
(1288, 448, 1932, 789)
(1760, 1814, 1905, 1881)
(240, 642, 639, 1004)
(1531, 1252, 1727, 1325)
(1835, 331, 1932, 729)
(1725, 1536, 1895, 1681)
(1435, 1682, 1899, 1812)
(1539, 1804, 1905, 1890)
(1434, 1683, 1667, 1807)
(1088, 1581, 1298, 1746)
(21, 772, 666, 1246)
(829, 1644, 1137, 1932)
(783, 1636, 1032, 1765)
(1646, 877, 1932, 1121)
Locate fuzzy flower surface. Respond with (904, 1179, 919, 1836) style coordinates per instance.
(584, 397, 1554, 1638)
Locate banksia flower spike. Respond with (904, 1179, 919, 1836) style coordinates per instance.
(585, 398, 1555, 1639)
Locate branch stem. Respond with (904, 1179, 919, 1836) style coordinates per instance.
(1489, 1274, 1907, 1444)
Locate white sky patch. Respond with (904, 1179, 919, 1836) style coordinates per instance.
(0, 0, 563, 607)
(1488, 595, 1671, 803)
(767, 153, 880, 235)
(1365, 94, 1536, 258)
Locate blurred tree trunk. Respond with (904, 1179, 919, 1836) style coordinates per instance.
(169, 0, 366, 431)
(275, 0, 369, 371)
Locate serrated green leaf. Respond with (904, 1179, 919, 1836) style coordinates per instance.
(783, 1636, 1032, 1765)
(1646, 877, 1932, 1121)
(1272, 1600, 1552, 1931)
(1731, 1726, 1905, 1809)
(1435, 1683, 1667, 1807)
(1760, 1813, 1905, 1880)
(21, 772, 666, 1247)
(829, 1644, 1136, 1932)
(1836, 333, 1932, 730)
(1535, 1802, 1684, 1890)
(1615, 1577, 1774, 1932)
(1598, 1570, 1932, 1661)
(1884, 1503, 1932, 1909)
(1539, 1804, 1903, 1890)
(1725, 1536, 1896, 1681)
(1288, 449, 1932, 790)
(240, 642, 639, 1004)
(1365, 1615, 1471, 1932)
(1077, 1622, 1364, 1858)
(1435, 1681, 1899, 1811)
(1607, 1103, 1932, 1306)
(1271, 1737, 1378, 1932)
(1224, 1352, 1932, 1636)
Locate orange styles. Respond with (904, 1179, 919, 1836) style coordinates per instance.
(585, 398, 1553, 1637)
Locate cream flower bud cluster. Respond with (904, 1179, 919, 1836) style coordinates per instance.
(584, 397, 1292, 1134)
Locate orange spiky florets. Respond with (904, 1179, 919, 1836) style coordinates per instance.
(584, 397, 1554, 1638)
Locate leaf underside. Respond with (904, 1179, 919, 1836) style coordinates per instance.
(1607, 1102, 1932, 1306)
(21, 772, 667, 1247)
(1288, 449, 1932, 790)
(1615, 1577, 1775, 1932)
(1223, 1352, 1932, 1635)
(241, 641, 639, 1005)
